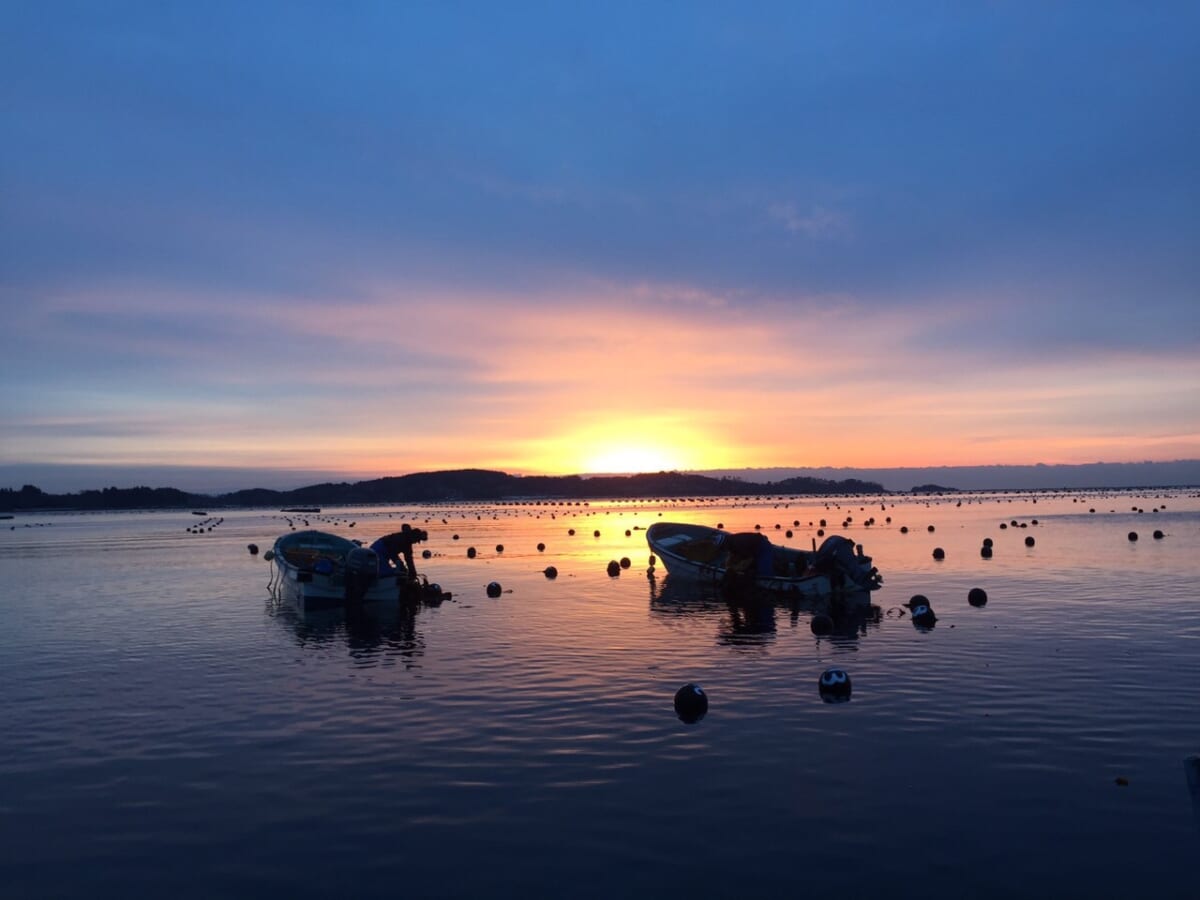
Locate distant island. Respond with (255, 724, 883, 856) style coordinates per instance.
(0, 468, 886, 512)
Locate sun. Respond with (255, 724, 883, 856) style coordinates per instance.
(581, 443, 686, 475)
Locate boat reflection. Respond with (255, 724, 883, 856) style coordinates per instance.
(648, 573, 881, 649)
(268, 594, 447, 668)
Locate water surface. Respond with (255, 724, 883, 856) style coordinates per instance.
(2, 492, 1198, 897)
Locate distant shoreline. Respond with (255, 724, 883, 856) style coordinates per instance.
(2, 463, 1197, 513)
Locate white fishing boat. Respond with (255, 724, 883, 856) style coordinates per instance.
(646, 522, 882, 600)
(267, 530, 402, 610)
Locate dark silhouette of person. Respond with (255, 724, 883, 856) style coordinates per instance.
(370, 524, 428, 577)
(721, 531, 774, 576)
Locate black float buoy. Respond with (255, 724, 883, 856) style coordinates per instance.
(648, 554, 656, 566)
(422, 549, 432, 559)
(932, 547, 945, 560)
(810, 613, 834, 636)
(968, 587, 988, 607)
(543, 566, 558, 579)
(625, 529, 631, 537)
(983, 537, 994, 548)
(899, 526, 908, 534)
(1128, 531, 1139, 542)
(467, 546, 477, 558)
(818, 668, 852, 703)
(606, 560, 621, 577)
(568, 528, 576, 536)
(495, 544, 504, 553)
(911, 604, 937, 627)
(486, 581, 502, 598)
(247, 543, 259, 555)
(593, 530, 600, 538)
(674, 683, 708, 723)
(928, 525, 936, 533)
(619, 557, 631, 569)
(1024, 536, 1035, 547)
(1153, 530, 1164, 540)
(981, 545, 993, 558)
(537, 542, 546, 552)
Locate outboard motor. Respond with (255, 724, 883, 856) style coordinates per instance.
(344, 546, 379, 605)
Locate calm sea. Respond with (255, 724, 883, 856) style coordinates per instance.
(2, 491, 1198, 898)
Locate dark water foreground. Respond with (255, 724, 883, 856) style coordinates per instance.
(2, 492, 1198, 898)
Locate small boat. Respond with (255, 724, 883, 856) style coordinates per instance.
(267, 530, 402, 610)
(646, 522, 882, 600)
(192, 510, 208, 516)
(281, 507, 321, 513)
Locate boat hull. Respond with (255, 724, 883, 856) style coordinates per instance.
(270, 530, 403, 611)
(646, 522, 881, 600)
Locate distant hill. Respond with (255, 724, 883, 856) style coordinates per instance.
(695, 460, 1200, 492)
(0, 468, 886, 512)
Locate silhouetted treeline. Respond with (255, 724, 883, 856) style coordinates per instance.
(1, 468, 886, 512)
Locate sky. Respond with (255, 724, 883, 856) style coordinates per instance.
(3, 2, 1199, 491)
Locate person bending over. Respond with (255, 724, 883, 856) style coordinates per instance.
(370, 524, 429, 578)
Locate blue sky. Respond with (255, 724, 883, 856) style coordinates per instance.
(2, 2, 1198, 491)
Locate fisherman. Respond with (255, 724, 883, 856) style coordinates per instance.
(369, 524, 429, 578)
(719, 531, 774, 577)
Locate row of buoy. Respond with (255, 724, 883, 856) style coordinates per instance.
(1130, 531, 1166, 541)
(675, 667, 856, 722)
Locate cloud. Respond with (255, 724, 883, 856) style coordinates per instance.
(768, 203, 851, 239)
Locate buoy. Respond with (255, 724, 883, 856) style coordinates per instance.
(625, 529, 631, 537)
(1024, 536, 1035, 547)
(968, 587, 988, 607)
(486, 581, 502, 598)
(247, 543, 259, 555)
(1128, 532, 1138, 542)
(911, 604, 937, 627)
(619, 557, 631, 569)
(932, 547, 945, 560)
(928, 525, 936, 533)
(543, 566, 558, 579)
(263, 550, 274, 562)
(981, 545, 993, 558)
(674, 683, 708, 723)
(537, 542, 546, 552)
(648, 554, 656, 566)
(593, 530, 601, 538)
(467, 546, 477, 558)
(606, 560, 621, 577)
(899, 526, 908, 534)
(422, 549, 432, 559)
(810, 613, 834, 636)
(818, 668, 852, 703)
(495, 544, 504, 553)
(1153, 530, 1164, 540)
(982, 537, 993, 548)
(568, 529, 575, 536)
